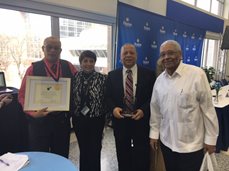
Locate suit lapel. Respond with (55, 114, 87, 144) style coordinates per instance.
(118, 69, 124, 98)
(135, 66, 141, 100)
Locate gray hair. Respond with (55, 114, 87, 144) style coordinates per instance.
(43, 36, 61, 46)
(160, 40, 181, 52)
(121, 43, 137, 55)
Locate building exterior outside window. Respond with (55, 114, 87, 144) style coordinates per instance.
(0, 9, 112, 88)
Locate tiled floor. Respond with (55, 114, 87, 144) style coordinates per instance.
(69, 126, 118, 171)
(69, 127, 229, 171)
(222, 149, 229, 156)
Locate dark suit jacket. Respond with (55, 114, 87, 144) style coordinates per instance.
(106, 65, 156, 121)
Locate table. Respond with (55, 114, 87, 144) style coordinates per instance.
(19, 152, 77, 171)
(211, 85, 229, 152)
(211, 85, 229, 108)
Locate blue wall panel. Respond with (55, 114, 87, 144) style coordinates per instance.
(166, 0, 224, 33)
(116, 2, 206, 70)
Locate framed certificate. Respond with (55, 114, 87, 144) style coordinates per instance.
(24, 76, 71, 111)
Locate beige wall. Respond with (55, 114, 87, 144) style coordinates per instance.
(31, 0, 229, 25)
(31, 0, 167, 17)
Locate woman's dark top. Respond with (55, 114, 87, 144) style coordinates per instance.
(72, 70, 107, 118)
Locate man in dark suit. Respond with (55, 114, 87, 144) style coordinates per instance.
(106, 43, 156, 171)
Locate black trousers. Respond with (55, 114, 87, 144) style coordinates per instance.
(160, 142, 204, 171)
(73, 116, 105, 171)
(113, 118, 150, 171)
(27, 113, 71, 158)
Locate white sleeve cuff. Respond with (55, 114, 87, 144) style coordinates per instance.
(149, 130, 159, 139)
(204, 136, 218, 145)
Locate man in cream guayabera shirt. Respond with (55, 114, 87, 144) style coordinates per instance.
(149, 40, 219, 171)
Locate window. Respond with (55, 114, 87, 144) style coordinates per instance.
(211, 0, 220, 15)
(197, 0, 211, 12)
(59, 18, 112, 74)
(201, 38, 226, 79)
(181, 0, 225, 17)
(202, 39, 218, 68)
(181, 0, 195, 5)
(0, 8, 51, 88)
(59, 19, 91, 37)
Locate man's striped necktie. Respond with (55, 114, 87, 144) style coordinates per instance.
(125, 69, 134, 112)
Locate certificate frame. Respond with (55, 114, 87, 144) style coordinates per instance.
(24, 76, 71, 111)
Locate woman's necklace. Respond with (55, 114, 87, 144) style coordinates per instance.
(82, 72, 94, 85)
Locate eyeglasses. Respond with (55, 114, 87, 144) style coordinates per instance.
(44, 45, 61, 51)
(160, 50, 178, 58)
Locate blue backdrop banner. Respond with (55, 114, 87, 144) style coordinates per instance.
(116, 2, 206, 70)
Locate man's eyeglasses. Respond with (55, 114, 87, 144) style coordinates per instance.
(160, 50, 178, 58)
(44, 45, 61, 51)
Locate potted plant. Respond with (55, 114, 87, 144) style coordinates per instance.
(201, 66, 216, 84)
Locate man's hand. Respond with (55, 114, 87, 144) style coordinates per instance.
(150, 138, 158, 151)
(204, 144, 216, 154)
(29, 107, 50, 118)
(0, 94, 13, 108)
(132, 109, 144, 120)
(113, 107, 124, 119)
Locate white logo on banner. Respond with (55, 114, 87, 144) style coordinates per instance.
(151, 41, 157, 49)
(199, 36, 202, 40)
(187, 57, 191, 62)
(134, 38, 142, 47)
(144, 22, 151, 31)
(160, 26, 166, 34)
(191, 33, 195, 39)
(143, 57, 150, 65)
(123, 17, 132, 27)
(186, 46, 189, 51)
(183, 31, 187, 38)
(173, 29, 178, 36)
(192, 45, 196, 51)
(194, 56, 198, 61)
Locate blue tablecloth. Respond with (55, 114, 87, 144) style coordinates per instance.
(216, 106, 229, 153)
(19, 152, 77, 171)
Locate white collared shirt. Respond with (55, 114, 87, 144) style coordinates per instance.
(123, 64, 137, 98)
(149, 62, 219, 153)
